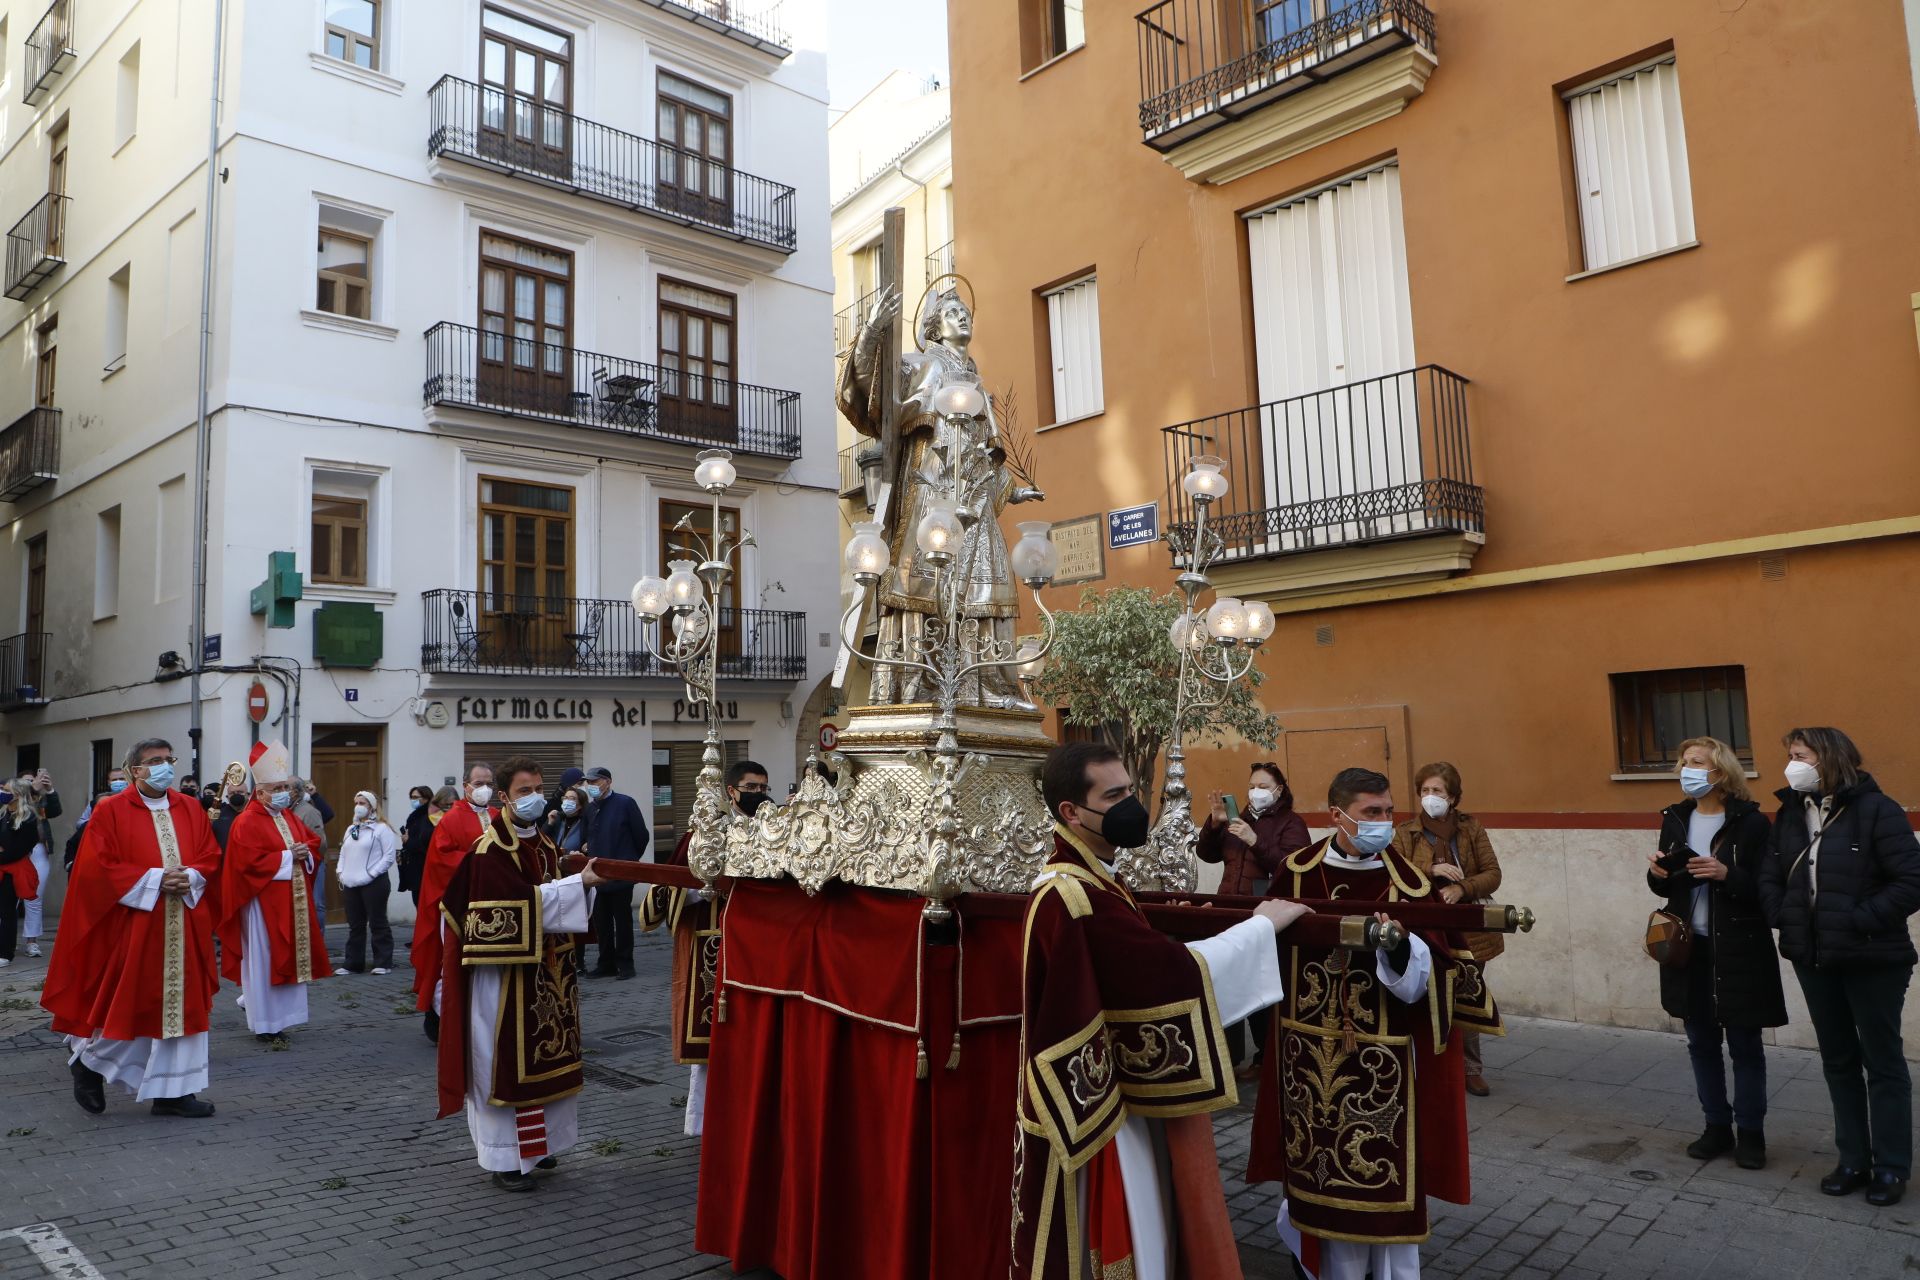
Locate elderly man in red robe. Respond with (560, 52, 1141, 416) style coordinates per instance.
(1015, 742, 1312, 1280)
(1248, 766, 1476, 1280)
(435, 754, 601, 1191)
(217, 742, 332, 1044)
(43, 737, 222, 1117)
(412, 760, 495, 1042)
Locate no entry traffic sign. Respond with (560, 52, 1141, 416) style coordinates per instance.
(247, 680, 269, 723)
(818, 723, 839, 751)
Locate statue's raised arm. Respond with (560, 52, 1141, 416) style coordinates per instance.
(835, 284, 904, 441)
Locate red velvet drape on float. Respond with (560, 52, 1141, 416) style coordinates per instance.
(696, 880, 1023, 1280)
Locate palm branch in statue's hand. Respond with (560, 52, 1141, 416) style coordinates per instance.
(991, 386, 1043, 496)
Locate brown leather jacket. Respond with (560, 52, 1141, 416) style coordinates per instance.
(1393, 811, 1505, 961)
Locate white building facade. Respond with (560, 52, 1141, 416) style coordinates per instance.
(0, 0, 837, 918)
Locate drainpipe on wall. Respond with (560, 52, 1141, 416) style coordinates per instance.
(188, 0, 228, 782)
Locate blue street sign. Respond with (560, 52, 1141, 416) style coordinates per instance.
(202, 633, 222, 663)
(1107, 503, 1159, 550)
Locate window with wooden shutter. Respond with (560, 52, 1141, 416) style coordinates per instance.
(1566, 58, 1695, 272)
(1609, 666, 1750, 775)
(1043, 276, 1103, 424)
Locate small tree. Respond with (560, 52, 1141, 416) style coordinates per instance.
(1032, 586, 1280, 808)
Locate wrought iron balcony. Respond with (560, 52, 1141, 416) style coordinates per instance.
(0, 633, 50, 707)
(23, 0, 75, 106)
(423, 321, 801, 460)
(1161, 365, 1481, 565)
(834, 288, 878, 353)
(427, 76, 796, 253)
(633, 0, 789, 57)
(926, 239, 954, 281)
(0, 407, 60, 501)
(421, 589, 808, 681)
(4, 194, 69, 300)
(1136, 0, 1436, 148)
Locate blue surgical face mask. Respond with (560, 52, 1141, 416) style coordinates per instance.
(143, 762, 176, 791)
(411, 798, 425, 810)
(583, 784, 602, 802)
(1679, 767, 1715, 799)
(109, 779, 129, 794)
(1337, 809, 1395, 856)
(512, 792, 547, 823)
(268, 789, 294, 811)
(561, 798, 579, 816)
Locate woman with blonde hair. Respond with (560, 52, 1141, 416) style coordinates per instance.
(1648, 736, 1783, 1170)
(336, 789, 400, 975)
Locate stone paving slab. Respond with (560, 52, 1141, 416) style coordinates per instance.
(6, 926, 1920, 1278)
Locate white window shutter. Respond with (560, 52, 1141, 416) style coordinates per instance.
(1568, 60, 1694, 270)
(1045, 277, 1102, 422)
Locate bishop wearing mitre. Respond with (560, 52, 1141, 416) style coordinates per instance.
(217, 741, 332, 1043)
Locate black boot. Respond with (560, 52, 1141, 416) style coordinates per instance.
(1733, 1128, 1765, 1169)
(69, 1060, 106, 1115)
(151, 1094, 216, 1118)
(492, 1171, 538, 1192)
(423, 1009, 439, 1044)
(1686, 1123, 1734, 1160)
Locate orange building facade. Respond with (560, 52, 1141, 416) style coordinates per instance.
(947, 0, 1920, 1037)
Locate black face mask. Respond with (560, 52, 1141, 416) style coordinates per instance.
(1080, 795, 1151, 850)
(736, 790, 773, 818)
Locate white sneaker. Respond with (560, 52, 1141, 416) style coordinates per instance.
(0, 958, 11, 968)
(24, 942, 41, 958)
(371, 967, 391, 975)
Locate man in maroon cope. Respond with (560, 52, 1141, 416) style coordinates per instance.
(413, 761, 497, 1042)
(44, 737, 223, 1117)
(1015, 742, 1312, 1280)
(435, 755, 603, 1191)
(1248, 767, 1484, 1280)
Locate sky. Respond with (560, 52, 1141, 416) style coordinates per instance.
(827, 0, 950, 115)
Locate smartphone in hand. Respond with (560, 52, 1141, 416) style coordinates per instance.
(1223, 794, 1239, 822)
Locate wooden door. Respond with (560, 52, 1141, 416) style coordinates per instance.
(657, 279, 736, 442)
(46, 121, 67, 257)
(311, 729, 385, 926)
(478, 476, 574, 666)
(478, 232, 572, 417)
(480, 6, 571, 178)
(34, 317, 56, 408)
(660, 498, 739, 662)
(24, 535, 45, 688)
(656, 72, 733, 227)
(1281, 726, 1389, 827)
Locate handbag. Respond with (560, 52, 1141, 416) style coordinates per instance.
(1644, 909, 1693, 968)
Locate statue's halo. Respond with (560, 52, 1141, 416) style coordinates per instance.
(914, 272, 977, 352)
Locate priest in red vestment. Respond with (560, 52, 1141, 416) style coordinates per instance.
(216, 742, 332, 1043)
(1248, 766, 1475, 1280)
(44, 737, 222, 1117)
(641, 757, 767, 1136)
(435, 755, 601, 1191)
(1015, 742, 1311, 1280)
(412, 761, 496, 1039)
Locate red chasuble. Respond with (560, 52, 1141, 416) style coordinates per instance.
(1247, 835, 1479, 1248)
(216, 802, 332, 986)
(435, 815, 584, 1120)
(639, 830, 720, 1064)
(411, 804, 492, 1012)
(1014, 827, 1244, 1280)
(42, 789, 223, 1041)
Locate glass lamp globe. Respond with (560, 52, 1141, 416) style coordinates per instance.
(916, 502, 961, 558)
(844, 521, 890, 581)
(631, 576, 670, 618)
(1009, 521, 1059, 585)
(1015, 642, 1045, 681)
(1181, 455, 1230, 503)
(1169, 613, 1198, 651)
(1243, 600, 1276, 643)
(934, 382, 986, 419)
(693, 449, 737, 492)
(1205, 597, 1247, 643)
(665, 559, 703, 611)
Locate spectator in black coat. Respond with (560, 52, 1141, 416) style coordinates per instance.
(582, 765, 649, 980)
(1647, 737, 1784, 1170)
(397, 784, 436, 905)
(1759, 727, 1920, 1207)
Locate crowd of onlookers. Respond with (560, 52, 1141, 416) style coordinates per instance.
(1197, 724, 1920, 1208)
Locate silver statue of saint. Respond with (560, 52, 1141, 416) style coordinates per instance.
(836, 282, 1044, 708)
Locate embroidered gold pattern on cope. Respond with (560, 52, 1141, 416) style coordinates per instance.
(1113, 1022, 1195, 1082)
(1281, 951, 1414, 1206)
(146, 806, 188, 1039)
(269, 811, 314, 984)
(1065, 1033, 1114, 1108)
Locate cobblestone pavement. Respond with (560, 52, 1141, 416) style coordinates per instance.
(4, 924, 1920, 1279)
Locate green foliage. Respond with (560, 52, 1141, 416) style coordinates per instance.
(1032, 586, 1280, 803)
(592, 1138, 624, 1157)
(320, 1177, 348, 1191)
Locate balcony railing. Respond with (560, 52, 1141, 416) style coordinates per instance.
(1161, 365, 1480, 565)
(834, 288, 878, 353)
(424, 321, 801, 460)
(427, 76, 796, 253)
(0, 633, 49, 707)
(421, 589, 808, 680)
(23, 0, 75, 106)
(837, 444, 873, 500)
(636, 0, 790, 57)
(926, 240, 954, 281)
(0, 408, 60, 502)
(1136, 0, 1436, 147)
(4, 194, 69, 300)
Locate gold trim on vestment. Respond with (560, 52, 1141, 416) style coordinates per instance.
(269, 811, 314, 984)
(146, 805, 187, 1039)
(684, 928, 721, 1047)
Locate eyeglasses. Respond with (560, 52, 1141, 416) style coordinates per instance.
(735, 782, 770, 794)
(138, 757, 179, 768)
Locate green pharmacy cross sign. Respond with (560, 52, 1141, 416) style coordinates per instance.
(249, 551, 303, 629)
